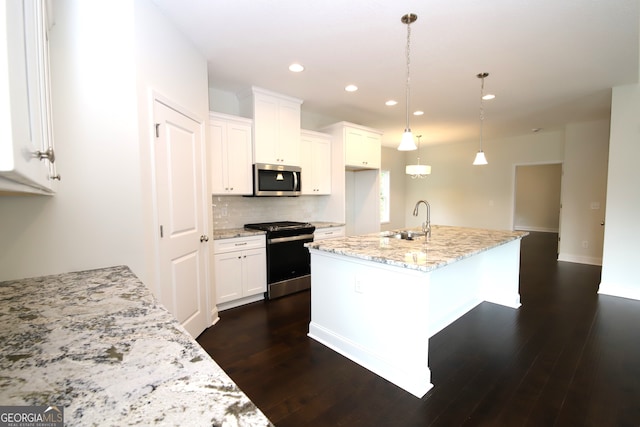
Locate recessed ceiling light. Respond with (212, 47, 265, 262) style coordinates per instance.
(532, 128, 542, 133)
(288, 63, 304, 72)
(413, 110, 424, 116)
(482, 94, 496, 100)
(385, 100, 398, 106)
(345, 84, 358, 92)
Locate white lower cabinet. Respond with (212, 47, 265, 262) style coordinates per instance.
(213, 234, 266, 310)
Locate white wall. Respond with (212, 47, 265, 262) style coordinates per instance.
(404, 130, 565, 230)
(0, 0, 144, 282)
(600, 83, 640, 300)
(133, 0, 209, 296)
(514, 164, 562, 232)
(558, 119, 610, 265)
(0, 0, 209, 288)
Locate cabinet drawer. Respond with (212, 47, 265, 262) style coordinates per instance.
(314, 226, 346, 241)
(213, 234, 265, 254)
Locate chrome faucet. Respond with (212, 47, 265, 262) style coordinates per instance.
(413, 200, 431, 240)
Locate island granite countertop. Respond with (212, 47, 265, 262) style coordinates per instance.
(0, 266, 272, 426)
(306, 225, 528, 273)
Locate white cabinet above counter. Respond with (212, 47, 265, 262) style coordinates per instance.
(1, 0, 58, 195)
(300, 129, 331, 195)
(322, 122, 382, 170)
(238, 86, 303, 166)
(209, 112, 252, 195)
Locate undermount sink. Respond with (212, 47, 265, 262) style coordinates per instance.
(382, 230, 426, 240)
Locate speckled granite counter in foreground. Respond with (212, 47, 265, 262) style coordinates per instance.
(306, 225, 528, 272)
(0, 266, 272, 426)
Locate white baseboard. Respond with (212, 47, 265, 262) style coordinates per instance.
(514, 226, 559, 233)
(557, 253, 602, 266)
(598, 282, 640, 301)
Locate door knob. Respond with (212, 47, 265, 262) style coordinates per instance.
(200, 235, 209, 242)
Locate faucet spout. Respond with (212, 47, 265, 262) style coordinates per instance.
(412, 200, 431, 240)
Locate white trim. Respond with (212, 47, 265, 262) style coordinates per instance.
(557, 253, 602, 266)
(598, 282, 640, 301)
(514, 226, 559, 233)
(149, 89, 211, 330)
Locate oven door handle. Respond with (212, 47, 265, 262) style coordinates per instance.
(268, 233, 314, 244)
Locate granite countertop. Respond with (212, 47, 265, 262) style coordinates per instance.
(312, 221, 345, 229)
(306, 225, 528, 273)
(0, 266, 272, 426)
(213, 227, 265, 240)
(213, 222, 344, 240)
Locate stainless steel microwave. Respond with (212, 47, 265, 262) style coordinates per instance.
(253, 163, 301, 196)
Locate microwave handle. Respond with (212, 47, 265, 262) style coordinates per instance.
(293, 171, 298, 191)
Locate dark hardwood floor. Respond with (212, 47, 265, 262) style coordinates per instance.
(197, 232, 640, 426)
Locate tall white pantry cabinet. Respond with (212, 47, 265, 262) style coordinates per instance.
(1, 0, 58, 194)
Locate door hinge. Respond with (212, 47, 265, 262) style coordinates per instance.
(155, 123, 160, 138)
(160, 225, 164, 238)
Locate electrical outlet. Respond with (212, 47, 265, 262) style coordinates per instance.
(582, 240, 589, 249)
(355, 279, 363, 293)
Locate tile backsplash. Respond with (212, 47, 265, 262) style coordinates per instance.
(212, 195, 329, 229)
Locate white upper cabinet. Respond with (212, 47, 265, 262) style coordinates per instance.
(1, 0, 58, 195)
(321, 122, 382, 171)
(209, 112, 253, 195)
(300, 129, 331, 195)
(344, 125, 382, 170)
(238, 87, 303, 166)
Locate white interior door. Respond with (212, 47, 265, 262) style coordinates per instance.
(154, 99, 209, 337)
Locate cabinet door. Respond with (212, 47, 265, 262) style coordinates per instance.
(363, 132, 381, 169)
(214, 252, 243, 303)
(311, 137, 331, 194)
(226, 122, 252, 194)
(209, 119, 228, 194)
(242, 247, 267, 296)
(252, 94, 279, 164)
(344, 127, 365, 167)
(277, 100, 301, 166)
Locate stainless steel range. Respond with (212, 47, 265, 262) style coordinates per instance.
(244, 221, 315, 299)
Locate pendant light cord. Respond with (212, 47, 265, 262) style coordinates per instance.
(480, 76, 485, 151)
(405, 20, 412, 132)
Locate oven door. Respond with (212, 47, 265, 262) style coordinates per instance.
(266, 233, 314, 286)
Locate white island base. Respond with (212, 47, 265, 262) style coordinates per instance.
(307, 238, 522, 398)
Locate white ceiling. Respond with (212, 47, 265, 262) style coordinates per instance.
(152, 0, 639, 147)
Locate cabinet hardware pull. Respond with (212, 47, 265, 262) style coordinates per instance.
(200, 235, 209, 242)
(35, 147, 56, 163)
(235, 242, 248, 246)
(50, 174, 61, 181)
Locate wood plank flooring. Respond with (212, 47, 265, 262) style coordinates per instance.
(196, 232, 640, 426)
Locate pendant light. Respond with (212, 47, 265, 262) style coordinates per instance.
(397, 13, 418, 151)
(406, 135, 431, 178)
(473, 72, 489, 165)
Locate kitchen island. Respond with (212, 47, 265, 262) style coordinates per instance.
(306, 225, 528, 398)
(0, 266, 272, 426)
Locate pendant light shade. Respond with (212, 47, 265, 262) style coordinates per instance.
(398, 130, 417, 151)
(473, 151, 488, 165)
(473, 72, 489, 165)
(406, 135, 431, 178)
(397, 13, 418, 151)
